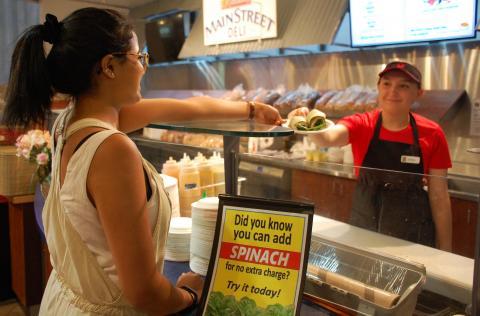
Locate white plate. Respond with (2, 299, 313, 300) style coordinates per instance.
(283, 119, 335, 135)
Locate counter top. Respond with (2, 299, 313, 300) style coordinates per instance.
(3, 194, 35, 205)
(239, 153, 480, 202)
(311, 215, 473, 304)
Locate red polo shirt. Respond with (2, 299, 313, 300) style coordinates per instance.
(339, 109, 452, 174)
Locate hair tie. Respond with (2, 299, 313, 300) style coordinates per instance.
(41, 14, 62, 44)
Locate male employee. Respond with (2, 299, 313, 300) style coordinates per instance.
(292, 61, 452, 251)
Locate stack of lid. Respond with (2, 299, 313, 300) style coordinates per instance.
(190, 197, 219, 275)
(165, 217, 192, 261)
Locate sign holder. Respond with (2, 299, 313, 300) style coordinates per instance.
(197, 194, 314, 315)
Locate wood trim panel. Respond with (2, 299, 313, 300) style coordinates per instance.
(8, 200, 43, 306)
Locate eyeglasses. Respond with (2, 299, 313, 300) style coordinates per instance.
(111, 52, 149, 69)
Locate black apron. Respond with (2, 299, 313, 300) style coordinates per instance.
(350, 113, 435, 247)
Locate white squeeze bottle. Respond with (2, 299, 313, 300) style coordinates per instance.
(161, 156, 179, 181)
(195, 153, 215, 197)
(209, 152, 225, 196)
(178, 158, 201, 217)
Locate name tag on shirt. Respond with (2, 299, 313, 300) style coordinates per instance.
(401, 155, 420, 164)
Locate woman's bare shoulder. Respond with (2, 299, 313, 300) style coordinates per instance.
(90, 132, 143, 175)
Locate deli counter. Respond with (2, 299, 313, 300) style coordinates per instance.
(124, 83, 479, 315)
(131, 128, 479, 315)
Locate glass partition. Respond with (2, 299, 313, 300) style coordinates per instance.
(133, 129, 479, 257)
(132, 127, 479, 314)
(237, 153, 478, 314)
(241, 151, 479, 254)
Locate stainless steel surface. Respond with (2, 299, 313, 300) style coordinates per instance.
(140, 40, 480, 101)
(447, 175, 480, 196)
(473, 194, 480, 316)
(440, 95, 480, 177)
(130, 0, 480, 179)
(449, 162, 480, 180)
(178, 0, 347, 58)
(142, 41, 480, 178)
(130, 0, 480, 177)
(130, 0, 480, 101)
(468, 148, 480, 154)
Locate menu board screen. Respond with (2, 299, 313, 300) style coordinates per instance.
(349, 0, 477, 47)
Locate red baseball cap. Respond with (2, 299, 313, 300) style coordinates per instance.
(378, 61, 422, 87)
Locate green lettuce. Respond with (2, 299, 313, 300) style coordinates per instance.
(205, 292, 294, 316)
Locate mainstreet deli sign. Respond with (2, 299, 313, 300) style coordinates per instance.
(203, 0, 277, 46)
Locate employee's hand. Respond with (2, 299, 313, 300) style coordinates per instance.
(176, 272, 204, 299)
(287, 107, 309, 120)
(252, 102, 283, 125)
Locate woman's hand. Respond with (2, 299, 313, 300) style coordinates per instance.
(176, 272, 204, 300)
(252, 102, 283, 125)
(287, 107, 309, 120)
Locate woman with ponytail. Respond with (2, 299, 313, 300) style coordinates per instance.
(4, 7, 281, 315)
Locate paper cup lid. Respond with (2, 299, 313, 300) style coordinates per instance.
(169, 217, 192, 233)
(191, 197, 219, 211)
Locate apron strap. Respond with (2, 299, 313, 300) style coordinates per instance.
(371, 112, 383, 145)
(407, 112, 424, 173)
(372, 112, 423, 163)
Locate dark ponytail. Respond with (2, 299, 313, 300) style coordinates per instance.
(3, 25, 53, 129)
(3, 8, 133, 129)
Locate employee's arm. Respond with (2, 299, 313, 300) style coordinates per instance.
(288, 107, 350, 148)
(308, 124, 350, 148)
(427, 168, 452, 251)
(118, 96, 281, 133)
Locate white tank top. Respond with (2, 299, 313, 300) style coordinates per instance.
(59, 118, 159, 286)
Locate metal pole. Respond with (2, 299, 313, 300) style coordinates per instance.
(471, 193, 480, 315)
(468, 147, 480, 315)
(223, 135, 239, 195)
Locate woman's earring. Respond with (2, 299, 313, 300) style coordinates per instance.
(104, 68, 115, 78)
